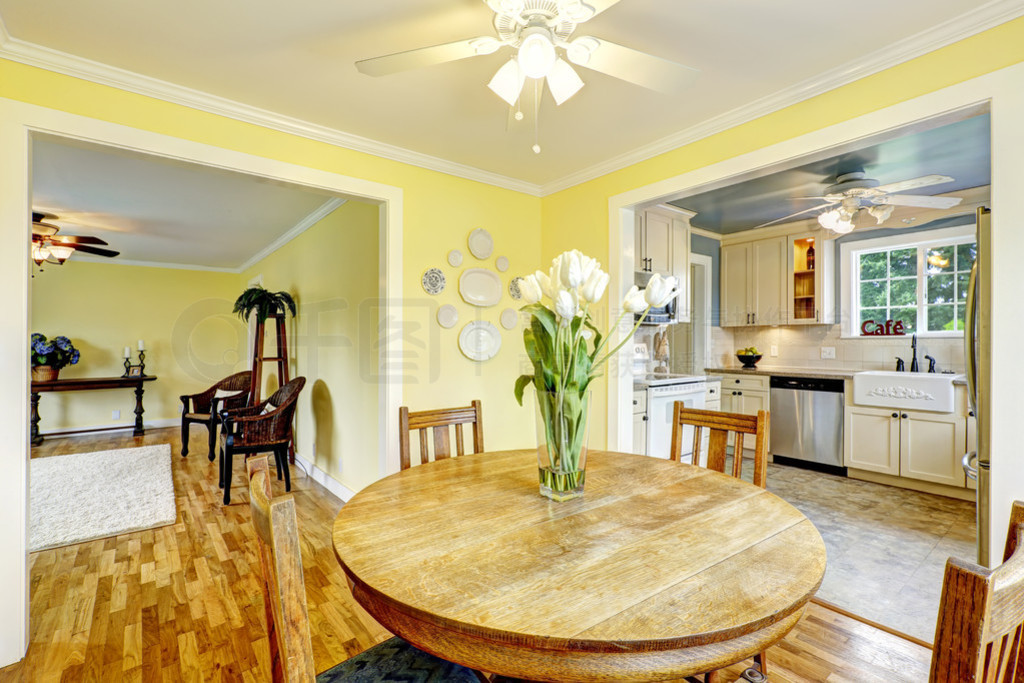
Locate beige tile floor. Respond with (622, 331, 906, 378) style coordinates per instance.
(763, 461, 976, 643)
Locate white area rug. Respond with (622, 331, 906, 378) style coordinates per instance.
(30, 444, 177, 552)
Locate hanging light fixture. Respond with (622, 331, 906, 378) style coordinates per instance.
(546, 58, 584, 105)
(517, 27, 557, 78)
(46, 243, 75, 264)
(488, 58, 526, 106)
(817, 209, 855, 234)
(31, 242, 51, 266)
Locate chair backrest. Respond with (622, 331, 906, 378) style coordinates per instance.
(247, 454, 317, 683)
(264, 376, 305, 411)
(398, 400, 484, 470)
(669, 406, 769, 489)
(213, 371, 253, 410)
(930, 501, 1024, 682)
(255, 377, 306, 442)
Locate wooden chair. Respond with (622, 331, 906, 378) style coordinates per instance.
(179, 371, 251, 460)
(219, 376, 305, 505)
(245, 454, 480, 682)
(399, 400, 484, 470)
(670, 406, 770, 489)
(930, 500, 1024, 681)
(671, 406, 770, 682)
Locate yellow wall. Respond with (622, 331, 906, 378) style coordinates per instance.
(540, 16, 1024, 446)
(30, 260, 242, 431)
(240, 200, 382, 491)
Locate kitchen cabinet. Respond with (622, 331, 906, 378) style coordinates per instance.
(632, 390, 647, 455)
(720, 236, 786, 327)
(634, 206, 692, 322)
(719, 373, 769, 450)
(787, 233, 834, 325)
(845, 405, 966, 487)
(704, 381, 721, 411)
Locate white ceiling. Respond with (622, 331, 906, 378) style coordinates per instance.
(2, 0, 1020, 190)
(31, 136, 342, 271)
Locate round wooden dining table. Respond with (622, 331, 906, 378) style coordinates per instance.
(332, 449, 827, 682)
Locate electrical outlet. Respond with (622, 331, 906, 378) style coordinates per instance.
(112, 409, 120, 420)
(770, 345, 778, 357)
(821, 346, 836, 360)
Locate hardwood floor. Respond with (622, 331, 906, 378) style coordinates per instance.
(2, 428, 932, 681)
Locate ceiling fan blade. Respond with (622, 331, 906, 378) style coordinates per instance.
(356, 37, 493, 77)
(750, 203, 835, 230)
(50, 235, 109, 246)
(874, 194, 963, 209)
(572, 38, 698, 93)
(583, 0, 624, 16)
(874, 174, 954, 194)
(66, 244, 120, 258)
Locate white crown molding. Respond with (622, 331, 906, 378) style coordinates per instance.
(689, 226, 721, 241)
(236, 197, 347, 272)
(0, 22, 543, 197)
(540, 0, 1024, 195)
(65, 255, 239, 272)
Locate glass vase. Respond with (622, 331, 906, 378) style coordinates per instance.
(534, 388, 591, 501)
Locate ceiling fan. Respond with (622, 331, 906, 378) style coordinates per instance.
(356, 0, 699, 108)
(32, 212, 120, 266)
(755, 171, 964, 234)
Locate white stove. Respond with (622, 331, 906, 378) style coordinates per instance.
(631, 344, 706, 461)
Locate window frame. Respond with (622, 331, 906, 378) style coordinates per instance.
(840, 224, 976, 339)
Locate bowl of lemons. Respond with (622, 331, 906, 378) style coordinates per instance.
(736, 347, 762, 369)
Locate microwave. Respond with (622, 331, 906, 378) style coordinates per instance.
(634, 271, 677, 325)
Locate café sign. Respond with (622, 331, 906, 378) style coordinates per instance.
(860, 319, 907, 336)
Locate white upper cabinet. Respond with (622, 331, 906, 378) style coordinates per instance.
(787, 232, 834, 325)
(720, 236, 786, 327)
(635, 206, 692, 322)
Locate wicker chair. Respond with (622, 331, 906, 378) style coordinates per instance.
(218, 376, 305, 505)
(179, 371, 252, 460)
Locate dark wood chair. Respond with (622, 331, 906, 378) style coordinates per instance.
(398, 400, 484, 470)
(244, 454, 480, 682)
(179, 371, 251, 460)
(671, 406, 770, 682)
(930, 500, 1024, 681)
(219, 376, 304, 505)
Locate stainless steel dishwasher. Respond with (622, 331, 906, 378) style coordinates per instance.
(769, 376, 846, 476)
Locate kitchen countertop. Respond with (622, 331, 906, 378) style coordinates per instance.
(705, 365, 967, 384)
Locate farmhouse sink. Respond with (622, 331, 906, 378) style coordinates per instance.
(852, 371, 964, 413)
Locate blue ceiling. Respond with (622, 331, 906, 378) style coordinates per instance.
(669, 113, 991, 234)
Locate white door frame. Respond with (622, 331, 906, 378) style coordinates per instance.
(0, 97, 404, 665)
(606, 61, 1024, 570)
(691, 253, 713, 374)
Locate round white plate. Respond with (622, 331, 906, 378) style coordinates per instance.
(500, 308, 519, 330)
(459, 321, 501, 361)
(448, 249, 463, 267)
(459, 268, 502, 307)
(422, 268, 446, 295)
(437, 304, 458, 329)
(495, 256, 509, 272)
(468, 228, 494, 260)
(508, 276, 525, 300)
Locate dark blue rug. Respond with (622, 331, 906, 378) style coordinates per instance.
(316, 637, 481, 682)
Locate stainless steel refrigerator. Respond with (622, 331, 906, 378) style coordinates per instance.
(964, 206, 991, 565)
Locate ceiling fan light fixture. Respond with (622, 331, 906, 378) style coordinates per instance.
(31, 243, 51, 265)
(518, 27, 557, 79)
(868, 204, 895, 224)
(47, 244, 74, 263)
(818, 208, 854, 234)
(546, 58, 584, 105)
(488, 58, 526, 106)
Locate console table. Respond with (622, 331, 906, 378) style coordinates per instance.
(30, 375, 158, 446)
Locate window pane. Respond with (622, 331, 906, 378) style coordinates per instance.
(957, 272, 970, 302)
(860, 280, 888, 308)
(890, 248, 917, 278)
(891, 278, 917, 307)
(860, 308, 887, 334)
(926, 245, 954, 273)
(957, 303, 967, 331)
(927, 273, 955, 304)
(891, 307, 917, 334)
(860, 252, 887, 281)
(927, 304, 955, 332)
(957, 242, 977, 271)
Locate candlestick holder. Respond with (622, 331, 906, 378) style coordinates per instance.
(138, 350, 147, 377)
(122, 357, 132, 377)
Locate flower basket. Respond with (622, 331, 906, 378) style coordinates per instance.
(32, 365, 59, 382)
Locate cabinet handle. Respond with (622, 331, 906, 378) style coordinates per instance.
(892, 412, 899, 418)
(752, 313, 756, 324)
(815, 308, 819, 322)
(901, 413, 908, 419)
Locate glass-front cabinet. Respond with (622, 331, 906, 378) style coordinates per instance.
(787, 232, 833, 325)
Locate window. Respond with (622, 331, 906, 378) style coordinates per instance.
(844, 226, 976, 337)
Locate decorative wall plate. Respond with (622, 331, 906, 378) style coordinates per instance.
(448, 249, 463, 267)
(508, 276, 525, 300)
(437, 304, 458, 329)
(495, 256, 509, 272)
(500, 308, 519, 330)
(422, 268, 446, 295)
(459, 268, 502, 307)
(459, 321, 501, 361)
(468, 228, 494, 259)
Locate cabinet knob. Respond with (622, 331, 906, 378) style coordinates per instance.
(969, 410, 975, 417)
(632, 400, 638, 405)
(735, 379, 740, 383)
(642, 415, 648, 421)
(892, 412, 899, 418)
(901, 413, 908, 419)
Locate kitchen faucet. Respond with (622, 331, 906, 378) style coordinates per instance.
(910, 334, 919, 372)
(895, 357, 905, 371)
(925, 354, 937, 373)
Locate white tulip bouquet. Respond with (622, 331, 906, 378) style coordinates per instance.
(515, 249, 680, 500)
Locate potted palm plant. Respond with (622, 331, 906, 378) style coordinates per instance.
(232, 286, 297, 324)
(30, 333, 80, 381)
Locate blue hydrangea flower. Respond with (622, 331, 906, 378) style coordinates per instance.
(37, 342, 54, 355)
(31, 333, 44, 344)
(54, 336, 71, 351)
(70, 350, 80, 364)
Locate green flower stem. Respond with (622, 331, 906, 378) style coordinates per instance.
(593, 307, 651, 368)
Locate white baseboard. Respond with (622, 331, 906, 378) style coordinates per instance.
(293, 453, 356, 503)
(40, 417, 180, 436)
